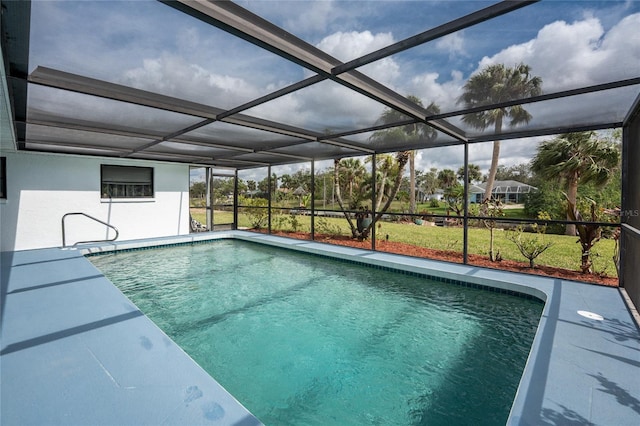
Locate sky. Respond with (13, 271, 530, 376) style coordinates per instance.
(27, 0, 640, 182)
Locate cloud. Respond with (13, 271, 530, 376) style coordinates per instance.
(413, 137, 544, 176)
(121, 54, 262, 109)
(244, 30, 401, 131)
(116, 12, 639, 172)
(246, 79, 387, 133)
(316, 30, 395, 62)
(400, 11, 639, 174)
(406, 12, 640, 116)
(283, 0, 337, 34)
(409, 70, 465, 112)
(29, 1, 178, 78)
(435, 32, 466, 59)
(27, 0, 638, 176)
(474, 13, 640, 91)
(316, 30, 399, 85)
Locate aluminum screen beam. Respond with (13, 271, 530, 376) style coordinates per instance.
(25, 139, 130, 154)
(336, 70, 467, 140)
(429, 78, 640, 121)
(168, 0, 517, 137)
(26, 116, 166, 141)
(220, 116, 317, 141)
(259, 151, 312, 162)
(323, 119, 418, 140)
(24, 135, 224, 162)
(122, 118, 220, 157)
(332, 1, 538, 75)
(160, 0, 341, 74)
(27, 67, 377, 158)
(28, 66, 225, 120)
(28, 67, 320, 145)
(209, 157, 270, 167)
(162, 0, 467, 142)
(469, 122, 624, 144)
(317, 139, 375, 154)
(216, 75, 325, 120)
(28, 66, 329, 141)
(25, 116, 255, 153)
(24, 141, 224, 164)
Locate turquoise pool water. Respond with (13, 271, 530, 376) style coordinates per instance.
(90, 240, 543, 425)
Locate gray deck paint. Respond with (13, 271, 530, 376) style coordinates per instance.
(2, 231, 639, 425)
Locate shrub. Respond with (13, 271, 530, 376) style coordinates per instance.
(506, 212, 553, 268)
(315, 216, 343, 237)
(288, 213, 302, 232)
(240, 197, 268, 229)
(272, 212, 287, 231)
(482, 198, 504, 262)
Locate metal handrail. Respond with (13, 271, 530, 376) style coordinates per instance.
(62, 212, 119, 247)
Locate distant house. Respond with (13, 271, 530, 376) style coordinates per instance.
(468, 184, 485, 203)
(471, 180, 537, 204)
(419, 188, 444, 202)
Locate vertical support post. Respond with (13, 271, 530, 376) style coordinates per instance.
(619, 93, 640, 311)
(233, 169, 238, 230)
(311, 160, 315, 240)
(267, 165, 272, 234)
(206, 167, 213, 231)
(371, 153, 377, 251)
(463, 142, 469, 264)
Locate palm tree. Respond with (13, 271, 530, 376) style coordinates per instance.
(374, 95, 440, 214)
(457, 163, 482, 183)
(338, 158, 366, 202)
(437, 168, 457, 188)
(417, 167, 439, 198)
(458, 63, 542, 205)
(530, 131, 620, 236)
(366, 153, 395, 212)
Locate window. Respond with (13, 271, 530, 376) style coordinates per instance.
(0, 157, 6, 199)
(101, 164, 153, 198)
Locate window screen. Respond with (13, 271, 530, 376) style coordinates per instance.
(101, 164, 153, 198)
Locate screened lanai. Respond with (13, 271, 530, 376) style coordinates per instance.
(2, 0, 640, 307)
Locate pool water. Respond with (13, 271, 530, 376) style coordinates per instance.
(90, 240, 543, 425)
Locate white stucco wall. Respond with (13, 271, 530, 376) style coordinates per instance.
(0, 151, 191, 252)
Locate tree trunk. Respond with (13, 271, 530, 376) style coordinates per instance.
(372, 152, 410, 225)
(483, 115, 503, 210)
(489, 227, 495, 261)
(409, 151, 416, 214)
(580, 244, 592, 274)
(376, 170, 387, 212)
(484, 141, 501, 202)
(333, 160, 357, 237)
(335, 154, 409, 240)
(566, 174, 578, 236)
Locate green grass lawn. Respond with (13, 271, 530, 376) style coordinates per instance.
(190, 207, 617, 277)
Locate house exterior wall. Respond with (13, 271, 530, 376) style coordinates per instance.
(0, 150, 190, 252)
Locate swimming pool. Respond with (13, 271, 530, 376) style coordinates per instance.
(90, 239, 543, 425)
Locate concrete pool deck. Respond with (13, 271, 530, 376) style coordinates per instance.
(1, 230, 639, 425)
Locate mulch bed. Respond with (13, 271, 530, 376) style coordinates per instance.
(253, 230, 618, 287)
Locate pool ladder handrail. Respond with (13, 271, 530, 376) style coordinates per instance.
(62, 212, 119, 247)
